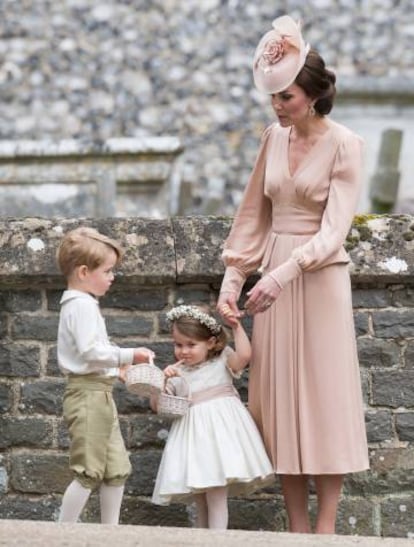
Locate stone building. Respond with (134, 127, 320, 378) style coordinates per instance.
(0, 0, 413, 215)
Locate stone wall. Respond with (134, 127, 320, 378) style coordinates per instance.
(0, 215, 414, 536)
(1, 1, 413, 213)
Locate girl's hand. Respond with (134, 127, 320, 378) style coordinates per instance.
(118, 364, 132, 383)
(164, 361, 183, 378)
(217, 292, 242, 325)
(133, 347, 155, 364)
(244, 274, 281, 315)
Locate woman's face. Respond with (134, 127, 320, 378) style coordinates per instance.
(270, 84, 313, 126)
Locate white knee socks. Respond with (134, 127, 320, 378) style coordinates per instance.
(59, 480, 91, 523)
(99, 484, 125, 524)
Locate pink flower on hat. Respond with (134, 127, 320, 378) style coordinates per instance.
(262, 37, 287, 69)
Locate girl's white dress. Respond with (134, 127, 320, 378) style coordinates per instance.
(152, 347, 275, 505)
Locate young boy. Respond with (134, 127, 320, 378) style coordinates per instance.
(56, 226, 153, 524)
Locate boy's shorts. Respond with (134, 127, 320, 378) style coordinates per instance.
(63, 374, 131, 490)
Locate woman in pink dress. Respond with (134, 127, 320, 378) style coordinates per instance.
(217, 15, 369, 534)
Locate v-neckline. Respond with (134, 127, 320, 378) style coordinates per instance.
(285, 123, 332, 179)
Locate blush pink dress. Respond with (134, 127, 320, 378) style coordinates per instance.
(220, 119, 369, 475)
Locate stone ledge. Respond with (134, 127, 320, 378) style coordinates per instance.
(0, 215, 413, 288)
(0, 520, 412, 547)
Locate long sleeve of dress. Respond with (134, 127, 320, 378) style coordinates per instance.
(220, 126, 273, 297)
(267, 132, 364, 288)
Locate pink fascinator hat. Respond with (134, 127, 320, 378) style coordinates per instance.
(253, 15, 310, 94)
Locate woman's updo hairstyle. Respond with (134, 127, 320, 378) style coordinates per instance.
(295, 49, 336, 115)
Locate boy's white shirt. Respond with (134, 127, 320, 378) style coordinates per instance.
(57, 289, 134, 376)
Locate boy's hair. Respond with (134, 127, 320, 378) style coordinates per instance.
(170, 304, 228, 359)
(56, 227, 123, 279)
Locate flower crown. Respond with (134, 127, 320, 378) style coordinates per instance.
(166, 305, 222, 335)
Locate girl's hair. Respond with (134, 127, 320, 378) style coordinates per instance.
(170, 305, 228, 359)
(295, 49, 336, 115)
(56, 227, 123, 279)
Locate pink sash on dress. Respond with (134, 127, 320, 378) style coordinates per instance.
(190, 384, 240, 406)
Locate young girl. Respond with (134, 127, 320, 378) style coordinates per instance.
(151, 304, 274, 529)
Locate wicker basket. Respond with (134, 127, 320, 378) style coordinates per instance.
(157, 377, 191, 419)
(125, 360, 164, 398)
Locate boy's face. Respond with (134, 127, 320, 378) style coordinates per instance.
(80, 249, 118, 297)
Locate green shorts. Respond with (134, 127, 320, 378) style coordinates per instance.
(63, 374, 131, 490)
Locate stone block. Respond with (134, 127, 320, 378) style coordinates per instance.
(354, 312, 369, 336)
(345, 448, 414, 495)
(46, 290, 62, 311)
(174, 288, 212, 306)
(228, 497, 285, 532)
(352, 288, 392, 308)
(12, 315, 59, 341)
(405, 341, 414, 368)
(392, 287, 414, 307)
(129, 415, 171, 449)
(357, 338, 401, 368)
(372, 370, 414, 408)
(0, 290, 42, 312)
(0, 417, 53, 448)
(0, 495, 59, 521)
(113, 382, 151, 414)
(334, 496, 375, 536)
(47, 345, 60, 377)
(0, 383, 12, 413)
(0, 314, 6, 338)
(125, 450, 162, 496)
(57, 418, 70, 449)
(172, 216, 230, 282)
(396, 413, 414, 442)
(381, 496, 414, 538)
(121, 496, 190, 527)
(365, 410, 393, 443)
(20, 380, 65, 415)
(0, 343, 41, 377)
(102, 289, 169, 312)
(372, 309, 414, 338)
(105, 315, 153, 337)
(10, 453, 70, 494)
(0, 467, 8, 494)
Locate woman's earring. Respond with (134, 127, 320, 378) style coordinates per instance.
(309, 103, 316, 117)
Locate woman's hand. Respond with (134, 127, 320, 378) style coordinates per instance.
(244, 274, 281, 315)
(217, 292, 242, 325)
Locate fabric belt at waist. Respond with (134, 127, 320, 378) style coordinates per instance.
(66, 374, 115, 392)
(190, 384, 239, 406)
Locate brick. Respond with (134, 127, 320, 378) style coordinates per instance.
(102, 289, 168, 311)
(365, 410, 393, 443)
(46, 290, 62, 311)
(372, 371, 414, 408)
(106, 315, 153, 337)
(174, 288, 211, 306)
(12, 315, 59, 341)
(0, 343, 41, 377)
(396, 413, 414, 442)
(0, 495, 59, 521)
(20, 380, 65, 415)
(57, 419, 70, 449)
(352, 288, 391, 308)
(0, 290, 42, 312)
(0, 467, 8, 494)
(381, 496, 414, 538)
(357, 338, 400, 368)
(0, 314, 6, 337)
(0, 383, 12, 412)
(10, 453, 71, 494)
(126, 451, 162, 496)
(129, 415, 171, 449)
(372, 309, 414, 338)
(0, 417, 53, 448)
